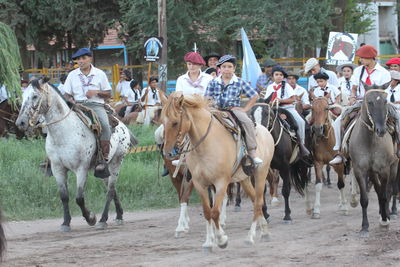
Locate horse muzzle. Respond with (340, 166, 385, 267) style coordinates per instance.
(375, 126, 386, 137)
(312, 125, 324, 137)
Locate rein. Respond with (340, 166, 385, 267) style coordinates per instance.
(360, 89, 388, 132)
(311, 97, 333, 139)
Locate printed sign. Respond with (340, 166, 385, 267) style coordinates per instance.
(144, 37, 163, 62)
(326, 32, 358, 65)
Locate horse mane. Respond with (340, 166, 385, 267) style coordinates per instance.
(162, 92, 211, 121)
(31, 78, 72, 108)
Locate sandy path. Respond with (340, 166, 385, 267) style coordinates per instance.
(2, 176, 400, 267)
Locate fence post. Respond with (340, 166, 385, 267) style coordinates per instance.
(112, 64, 121, 100)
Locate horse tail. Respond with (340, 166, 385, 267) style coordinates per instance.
(290, 161, 308, 196)
(0, 209, 5, 261)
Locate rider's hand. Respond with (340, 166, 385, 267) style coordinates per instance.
(231, 107, 245, 112)
(349, 97, 356, 105)
(86, 90, 98, 98)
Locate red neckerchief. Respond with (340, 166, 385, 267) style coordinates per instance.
(365, 68, 375, 86)
(271, 83, 282, 101)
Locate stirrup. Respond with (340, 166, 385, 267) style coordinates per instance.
(329, 154, 343, 165)
(252, 157, 263, 165)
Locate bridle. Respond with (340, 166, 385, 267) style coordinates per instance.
(360, 89, 388, 132)
(311, 97, 332, 139)
(28, 83, 72, 128)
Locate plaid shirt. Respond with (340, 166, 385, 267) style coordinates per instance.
(205, 74, 258, 108)
(256, 73, 273, 90)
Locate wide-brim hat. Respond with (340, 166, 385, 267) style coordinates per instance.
(287, 73, 299, 80)
(217, 55, 236, 66)
(336, 63, 358, 73)
(71, 48, 92, 60)
(386, 57, 400, 66)
(304, 58, 319, 73)
(390, 70, 400, 81)
(271, 66, 288, 78)
(356, 45, 377, 58)
(204, 52, 221, 64)
(261, 59, 277, 67)
(184, 52, 206, 65)
(313, 72, 329, 80)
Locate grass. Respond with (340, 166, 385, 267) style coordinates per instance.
(0, 125, 199, 221)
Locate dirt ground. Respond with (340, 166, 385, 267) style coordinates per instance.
(3, 174, 400, 267)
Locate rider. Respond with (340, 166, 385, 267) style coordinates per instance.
(63, 48, 112, 177)
(205, 55, 263, 164)
(309, 72, 341, 105)
(385, 70, 400, 109)
(256, 59, 277, 93)
(287, 73, 311, 114)
(336, 63, 357, 106)
(304, 58, 339, 91)
(329, 44, 393, 165)
(263, 66, 310, 158)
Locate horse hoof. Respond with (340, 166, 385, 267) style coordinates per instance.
(282, 219, 292, 225)
(266, 217, 271, 224)
(379, 219, 390, 228)
(234, 206, 241, 212)
(217, 237, 228, 249)
(244, 239, 255, 246)
(390, 214, 397, 220)
(359, 230, 369, 238)
(87, 212, 97, 226)
(114, 219, 124, 226)
(60, 225, 71, 232)
(306, 209, 313, 215)
(175, 231, 187, 238)
(350, 200, 358, 208)
(202, 246, 213, 253)
(271, 197, 279, 207)
(95, 222, 108, 230)
(261, 234, 271, 242)
(311, 213, 320, 219)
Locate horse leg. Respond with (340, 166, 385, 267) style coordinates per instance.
(269, 170, 279, 207)
(391, 165, 400, 218)
(192, 180, 214, 252)
(356, 172, 369, 237)
(350, 174, 359, 208)
(281, 168, 292, 222)
(54, 165, 71, 232)
(75, 169, 97, 227)
(262, 183, 270, 222)
(311, 162, 323, 219)
(220, 194, 228, 229)
(97, 156, 124, 229)
(326, 165, 332, 188)
(234, 182, 241, 211)
(210, 181, 229, 249)
(253, 171, 270, 243)
(333, 164, 348, 215)
(176, 179, 193, 237)
(239, 178, 260, 245)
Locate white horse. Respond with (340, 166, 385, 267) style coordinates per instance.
(16, 79, 137, 232)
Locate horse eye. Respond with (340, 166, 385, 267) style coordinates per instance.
(368, 101, 373, 105)
(172, 122, 178, 127)
(32, 95, 38, 100)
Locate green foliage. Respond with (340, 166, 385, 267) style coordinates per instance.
(0, 125, 195, 221)
(344, 0, 375, 34)
(0, 22, 22, 106)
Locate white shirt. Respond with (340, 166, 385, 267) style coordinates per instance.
(265, 82, 295, 101)
(58, 83, 65, 95)
(308, 68, 339, 91)
(0, 85, 8, 103)
(125, 88, 141, 103)
(313, 83, 341, 104)
(116, 80, 132, 97)
(385, 84, 400, 109)
(63, 65, 111, 104)
(292, 84, 310, 105)
(141, 87, 161, 106)
(338, 76, 356, 97)
(176, 71, 213, 95)
(353, 63, 391, 98)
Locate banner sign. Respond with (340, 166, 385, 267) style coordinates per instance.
(326, 32, 358, 65)
(144, 37, 163, 62)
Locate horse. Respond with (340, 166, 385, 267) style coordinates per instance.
(0, 100, 25, 139)
(0, 208, 5, 261)
(251, 103, 308, 223)
(307, 97, 347, 219)
(162, 92, 274, 251)
(349, 89, 399, 237)
(16, 79, 137, 232)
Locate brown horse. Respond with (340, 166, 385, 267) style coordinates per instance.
(349, 89, 398, 237)
(0, 100, 25, 139)
(307, 97, 347, 219)
(162, 92, 274, 251)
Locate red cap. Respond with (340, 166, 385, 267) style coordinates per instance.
(356, 45, 377, 58)
(184, 52, 206, 65)
(386, 57, 400, 66)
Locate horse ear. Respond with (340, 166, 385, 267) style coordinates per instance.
(361, 81, 373, 91)
(42, 76, 51, 83)
(177, 94, 184, 108)
(31, 79, 42, 91)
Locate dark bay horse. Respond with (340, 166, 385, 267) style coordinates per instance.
(0, 209, 5, 261)
(308, 97, 347, 219)
(349, 89, 399, 237)
(251, 103, 308, 223)
(0, 100, 24, 139)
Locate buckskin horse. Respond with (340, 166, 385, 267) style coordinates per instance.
(162, 92, 274, 251)
(16, 79, 137, 232)
(349, 88, 398, 237)
(307, 97, 347, 219)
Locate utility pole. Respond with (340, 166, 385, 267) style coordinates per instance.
(158, 0, 168, 92)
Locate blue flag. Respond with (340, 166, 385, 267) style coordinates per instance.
(241, 28, 261, 89)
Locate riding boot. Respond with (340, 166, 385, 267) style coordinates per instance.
(161, 165, 169, 177)
(94, 140, 110, 178)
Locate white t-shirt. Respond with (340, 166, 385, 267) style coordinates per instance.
(353, 63, 391, 98)
(141, 87, 161, 106)
(125, 88, 141, 103)
(63, 65, 111, 104)
(58, 83, 65, 95)
(313, 83, 341, 104)
(0, 85, 8, 103)
(116, 80, 132, 97)
(175, 71, 213, 95)
(264, 82, 295, 102)
(308, 68, 339, 91)
(386, 84, 400, 109)
(293, 84, 310, 105)
(338, 76, 356, 97)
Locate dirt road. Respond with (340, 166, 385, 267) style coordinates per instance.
(3, 178, 400, 267)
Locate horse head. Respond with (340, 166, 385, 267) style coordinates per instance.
(363, 89, 389, 137)
(251, 103, 273, 129)
(311, 97, 330, 138)
(15, 78, 51, 131)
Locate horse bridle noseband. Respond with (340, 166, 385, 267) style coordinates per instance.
(312, 97, 332, 139)
(360, 89, 388, 132)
